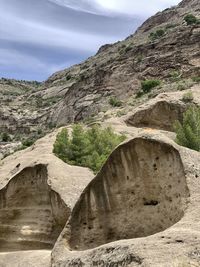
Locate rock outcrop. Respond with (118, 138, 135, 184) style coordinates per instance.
(45, 0, 199, 126)
(0, 164, 69, 251)
(125, 86, 200, 131)
(0, 129, 93, 263)
(0, 0, 199, 137)
(0, 0, 199, 266)
(52, 131, 200, 267)
(65, 137, 189, 251)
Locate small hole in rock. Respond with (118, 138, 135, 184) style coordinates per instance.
(144, 200, 159, 206)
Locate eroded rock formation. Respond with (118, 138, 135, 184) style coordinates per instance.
(0, 164, 70, 252)
(126, 100, 186, 131)
(0, 130, 93, 260)
(61, 137, 189, 251)
(125, 87, 200, 132)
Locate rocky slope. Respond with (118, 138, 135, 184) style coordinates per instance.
(44, 0, 199, 126)
(52, 132, 200, 267)
(0, 0, 199, 154)
(0, 0, 200, 266)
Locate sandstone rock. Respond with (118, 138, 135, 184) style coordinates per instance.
(52, 131, 200, 267)
(125, 86, 200, 131)
(0, 130, 93, 264)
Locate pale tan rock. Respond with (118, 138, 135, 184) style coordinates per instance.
(52, 131, 200, 267)
(0, 250, 51, 267)
(0, 129, 93, 262)
(125, 86, 200, 131)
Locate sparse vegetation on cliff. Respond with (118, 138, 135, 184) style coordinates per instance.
(184, 14, 199, 25)
(109, 96, 122, 107)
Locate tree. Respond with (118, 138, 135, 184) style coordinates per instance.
(141, 79, 161, 93)
(53, 124, 126, 173)
(174, 106, 200, 151)
(53, 128, 70, 163)
(184, 14, 199, 25)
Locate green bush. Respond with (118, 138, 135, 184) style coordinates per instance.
(149, 29, 165, 41)
(109, 96, 122, 107)
(184, 14, 199, 25)
(136, 90, 144, 98)
(22, 138, 35, 148)
(141, 79, 161, 93)
(174, 106, 200, 151)
(53, 124, 126, 173)
(66, 74, 72, 81)
(124, 45, 132, 53)
(1, 132, 11, 142)
(192, 76, 200, 83)
(181, 91, 194, 103)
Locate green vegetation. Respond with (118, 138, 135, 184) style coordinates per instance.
(177, 82, 187, 91)
(66, 74, 72, 81)
(174, 106, 200, 151)
(21, 138, 36, 148)
(118, 44, 132, 55)
(184, 14, 200, 25)
(149, 29, 166, 41)
(141, 79, 161, 93)
(170, 70, 182, 81)
(0, 132, 11, 142)
(116, 110, 127, 117)
(192, 76, 200, 83)
(35, 96, 61, 108)
(136, 79, 161, 98)
(109, 96, 122, 107)
(181, 91, 194, 103)
(165, 23, 177, 29)
(53, 124, 126, 173)
(124, 45, 132, 53)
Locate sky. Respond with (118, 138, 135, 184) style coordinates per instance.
(0, 0, 181, 81)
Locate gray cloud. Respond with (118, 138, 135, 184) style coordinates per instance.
(0, 0, 181, 81)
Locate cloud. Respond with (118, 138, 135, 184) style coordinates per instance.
(95, 0, 180, 16)
(48, 0, 181, 16)
(0, 0, 181, 81)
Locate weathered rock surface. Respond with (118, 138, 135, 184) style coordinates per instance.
(0, 0, 199, 137)
(66, 138, 189, 251)
(0, 164, 69, 251)
(0, 130, 93, 264)
(0, 250, 51, 267)
(52, 131, 200, 267)
(125, 85, 200, 131)
(45, 0, 199, 126)
(0, 0, 199, 266)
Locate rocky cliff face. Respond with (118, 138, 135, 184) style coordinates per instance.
(43, 0, 199, 126)
(0, 1, 200, 265)
(0, 0, 199, 146)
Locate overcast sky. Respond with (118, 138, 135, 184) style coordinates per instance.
(0, 0, 181, 81)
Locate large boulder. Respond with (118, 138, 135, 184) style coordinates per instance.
(52, 131, 200, 267)
(0, 130, 93, 264)
(125, 86, 200, 131)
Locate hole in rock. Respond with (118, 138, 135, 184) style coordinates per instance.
(67, 138, 189, 250)
(0, 164, 70, 252)
(143, 200, 159, 206)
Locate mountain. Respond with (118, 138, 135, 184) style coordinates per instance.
(0, 0, 199, 157)
(0, 0, 200, 266)
(43, 0, 199, 125)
